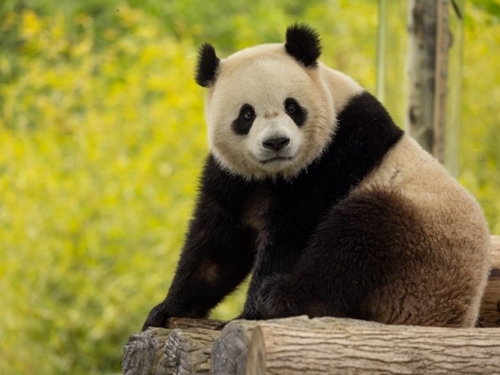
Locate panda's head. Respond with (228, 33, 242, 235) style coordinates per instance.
(195, 25, 339, 180)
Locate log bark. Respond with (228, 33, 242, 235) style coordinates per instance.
(165, 328, 220, 375)
(210, 316, 381, 375)
(122, 318, 223, 375)
(123, 327, 172, 375)
(210, 319, 259, 375)
(479, 235, 500, 327)
(245, 317, 500, 375)
(407, 0, 452, 164)
(407, 0, 439, 155)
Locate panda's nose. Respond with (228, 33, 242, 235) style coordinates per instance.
(262, 137, 290, 152)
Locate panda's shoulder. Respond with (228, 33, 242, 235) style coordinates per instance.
(198, 154, 252, 203)
(336, 91, 395, 126)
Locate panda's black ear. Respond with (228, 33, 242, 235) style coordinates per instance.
(285, 24, 322, 68)
(195, 43, 220, 87)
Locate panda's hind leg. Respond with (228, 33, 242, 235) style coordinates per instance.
(256, 187, 432, 324)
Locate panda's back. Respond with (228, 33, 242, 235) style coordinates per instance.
(353, 134, 490, 326)
(362, 134, 488, 237)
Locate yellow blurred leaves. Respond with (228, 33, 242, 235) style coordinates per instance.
(0, 6, 206, 375)
(20, 9, 41, 37)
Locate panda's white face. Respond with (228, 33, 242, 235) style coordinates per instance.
(205, 44, 336, 180)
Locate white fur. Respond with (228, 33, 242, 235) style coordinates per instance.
(204, 44, 363, 180)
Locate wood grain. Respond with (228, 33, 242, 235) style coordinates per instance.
(246, 318, 500, 375)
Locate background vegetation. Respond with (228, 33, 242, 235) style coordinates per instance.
(0, 1, 499, 374)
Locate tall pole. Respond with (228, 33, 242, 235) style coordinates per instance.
(407, 0, 450, 163)
(376, 0, 388, 104)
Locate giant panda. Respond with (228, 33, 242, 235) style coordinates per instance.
(143, 24, 491, 330)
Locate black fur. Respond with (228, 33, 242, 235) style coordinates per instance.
(142, 91, 404, 329)
(284, 97, 307, 127)
(285, 24, 322, 67)
(254, 187, 419, 320)
(195, 43, 220, 87)
(232, 104, 256, 135)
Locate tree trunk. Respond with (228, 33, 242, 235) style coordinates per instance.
(245, 317, 500, 375)
(407, 0, 438, 153)
(407, 0, 451, 163)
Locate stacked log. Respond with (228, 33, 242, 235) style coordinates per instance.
(221, 317, 500, 375)
(122, 318, 223, 375)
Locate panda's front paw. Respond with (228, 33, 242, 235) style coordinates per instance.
(142, 302, 172, 331)
(142, 299, 190, 331)
(256, 274, 300, 319)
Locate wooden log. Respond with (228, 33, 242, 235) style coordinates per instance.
(123, 327, 172, 375)
(167, 317, 225, 331)
(165, 328, 220, 375)
(210, 319, 259, 375)
(479, 235, 500, 327)
(122, 318, 223, 375)
(210, 316, 381, 375)
(245, 317, 500, 375)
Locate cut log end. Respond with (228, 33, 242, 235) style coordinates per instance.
(479, 235, 500, 327)
(122, 319, 223, 375)
(123, 328, 171, 375)
(165, 328, 220, 374)
(210, 320, 259, 375)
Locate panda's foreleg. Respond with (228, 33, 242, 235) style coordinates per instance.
(142, 219, 256, 330)
(255, 188, 416, 322)
(142, 158, 256, 330)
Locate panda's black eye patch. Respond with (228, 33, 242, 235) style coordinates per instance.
(232, 104, 256, 135)
(284, 98, 307, 127)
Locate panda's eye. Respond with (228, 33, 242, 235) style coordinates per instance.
(285, 102, 297, 114)
(243, 108, 255, 121)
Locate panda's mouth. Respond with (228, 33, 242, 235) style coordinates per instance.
(261, 156, 293, 164)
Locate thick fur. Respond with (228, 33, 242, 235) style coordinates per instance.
(285, 23, 322, 67)
(195, 44, 220, 87)
(143, 25, 491, 330)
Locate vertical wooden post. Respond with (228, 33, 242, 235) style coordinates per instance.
(433, 0, 450, 162)
(407, 0, 450, 162)
(376, 0, 388, 104)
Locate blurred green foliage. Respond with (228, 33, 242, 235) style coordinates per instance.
(0, 1, 499, 374)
